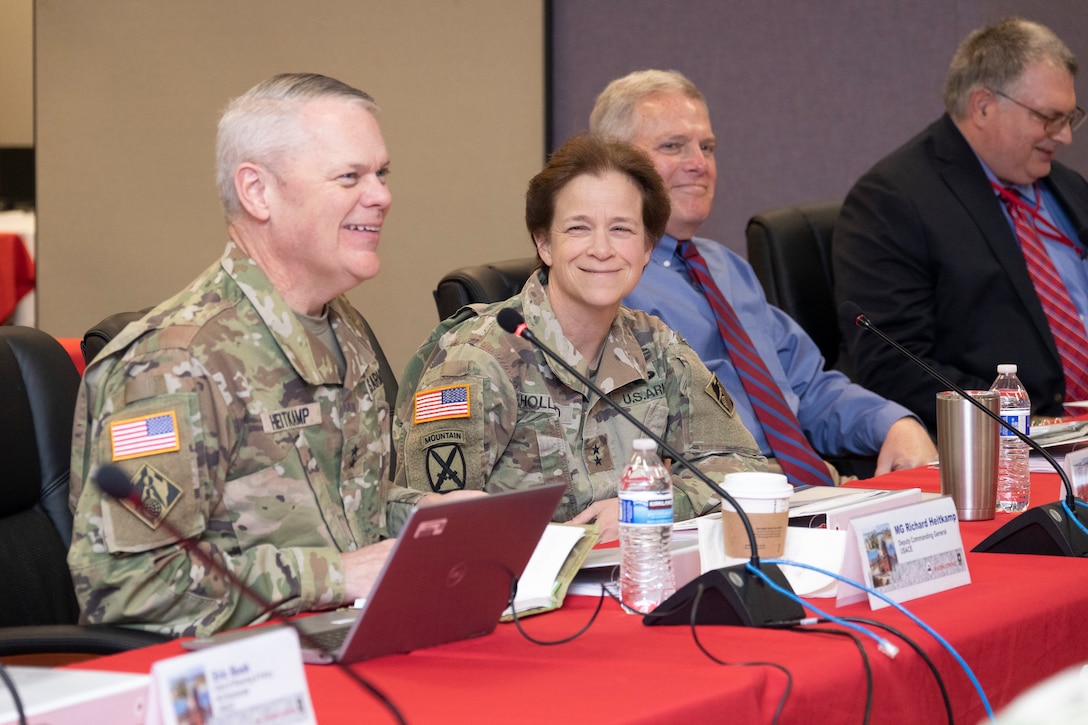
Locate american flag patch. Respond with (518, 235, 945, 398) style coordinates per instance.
(110, 412, 181, 461)
(413, 385, 471, 423)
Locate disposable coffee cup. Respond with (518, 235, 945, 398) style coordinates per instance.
(721, 472, 793, 558)
(936, 390, 999, 521)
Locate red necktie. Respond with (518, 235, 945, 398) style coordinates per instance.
(677, 240, 834, 486)
(993, 183, 1088, 409)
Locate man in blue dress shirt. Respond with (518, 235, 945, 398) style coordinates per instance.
(591, 70, 935, 481)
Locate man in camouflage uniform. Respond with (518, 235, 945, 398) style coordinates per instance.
(394, 135, 765, 541)
(67, 74, 445, 637)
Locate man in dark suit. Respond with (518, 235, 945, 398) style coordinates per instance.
(834, 17, 1088, 432)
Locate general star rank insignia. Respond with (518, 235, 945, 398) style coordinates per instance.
(706, 375, 736, 417)
(121, 463, 183, 529)
(584, 434, 613, 473)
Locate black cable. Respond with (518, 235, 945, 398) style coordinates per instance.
(94, 465, 407, 725)
(841, 616, 954, 725)
(507, 576, 607, 645)
(0, 662, 26, 725)
(337, 665, 407, 725)
(795, 627, 872, 724)
(686, 583, 794, 724)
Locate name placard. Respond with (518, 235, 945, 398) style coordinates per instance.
(836, 496, 971, 609)
(1063, 446, 1088, 501)
(145, 627, 316, 725)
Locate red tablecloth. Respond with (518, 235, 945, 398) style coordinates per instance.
(0, 232, 34, 323)
(70, 469, 1088, 724)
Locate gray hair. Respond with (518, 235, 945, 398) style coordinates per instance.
(216, 73, 379, 220)
(589, 69, 706, 141)
(943, 17, 1077, 119)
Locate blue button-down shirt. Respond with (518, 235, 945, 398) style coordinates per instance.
(624, 234, 913, 458)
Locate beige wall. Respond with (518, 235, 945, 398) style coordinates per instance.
(34, 0, 544, 374)
(0, 0, 33, 144)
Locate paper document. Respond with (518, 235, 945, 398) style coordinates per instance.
(696, 516, 848, 597)
(1031, 421, 1088, 448)
(1030, 452, 1066, 473)
(789, 489, 901, 518)
(788, 487, 924, 530)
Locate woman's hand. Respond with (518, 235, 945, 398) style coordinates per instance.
(568, 497, 620, 542)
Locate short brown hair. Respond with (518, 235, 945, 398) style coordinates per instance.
(525, 134, 670, 267)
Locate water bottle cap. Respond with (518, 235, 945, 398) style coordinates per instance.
(632, 438, 655, 451)
(997, 363, 1017, 374)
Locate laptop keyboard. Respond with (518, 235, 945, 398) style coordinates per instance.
(303, 625, 350, 653)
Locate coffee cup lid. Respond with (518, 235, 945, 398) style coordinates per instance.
(722, 472, 792, 499)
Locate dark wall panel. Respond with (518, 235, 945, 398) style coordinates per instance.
(550, 0, 1088, 253)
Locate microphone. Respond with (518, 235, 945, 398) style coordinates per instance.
(495, 308, 805, 627)
(840, 302, 1088, 557)
(93, 464, 408, 724)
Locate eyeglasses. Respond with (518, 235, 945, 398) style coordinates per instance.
(991, 88, 1087, 135)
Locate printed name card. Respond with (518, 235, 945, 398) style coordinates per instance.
(1063, 447, 1088, 501)
(146, 627, 316, 725)
(836, 496, 971, 609)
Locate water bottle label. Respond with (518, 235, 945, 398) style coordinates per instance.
(998, 410, 1030, 437)
(619, 490, 673, 525)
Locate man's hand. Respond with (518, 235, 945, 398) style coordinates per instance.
(568, 497, 620, 543)
(875, 417, 937, 476)
(341, 539, 397, 602)
(417, 489, 489, 507)
(342, 491, 489, 601)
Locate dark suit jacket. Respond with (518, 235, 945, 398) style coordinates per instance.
(832, 113, 1088, 431)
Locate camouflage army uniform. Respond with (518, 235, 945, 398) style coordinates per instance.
(67, 242, 391, 637)
(393, 271, 765, 525)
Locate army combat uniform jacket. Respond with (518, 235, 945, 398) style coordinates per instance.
(393, 271, 765, 523)
(67, 243, 391, 637)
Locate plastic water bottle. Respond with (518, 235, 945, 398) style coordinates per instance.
(618, 438, 675, 613)
(989, 364, 1031, 513)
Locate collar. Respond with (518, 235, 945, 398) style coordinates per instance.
(651, 233, 684, 266)
(518, 270, 650, 397)
(221, 242, 359, 386)
(974, 155, 1037, 203)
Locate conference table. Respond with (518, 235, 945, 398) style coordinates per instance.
(70, 468, 1087, 724)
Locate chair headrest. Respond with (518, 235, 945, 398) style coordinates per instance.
(81, 309, 150, 366)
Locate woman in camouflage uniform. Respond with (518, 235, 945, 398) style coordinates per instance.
(393, 135, 764, 541)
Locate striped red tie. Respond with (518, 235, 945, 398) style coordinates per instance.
(994, 185, 1088, 410)
(677, 240, 834, 487)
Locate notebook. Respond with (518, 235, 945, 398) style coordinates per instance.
(187, 484, 565, 664)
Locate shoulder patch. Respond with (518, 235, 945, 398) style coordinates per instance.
(425, 440, 467, 492)
(413, 384, 470, 423)
(110, 411, 181, 460)
(705, 375, 736, 417)
(121, 462, 183, 529)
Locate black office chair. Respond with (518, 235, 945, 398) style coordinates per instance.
(81, 308, 148, 367)
(433, 257, 538, 321)
(745, 201, 851, 377)
(0, 326, 169, 659)
(746, 202, 883, 478)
